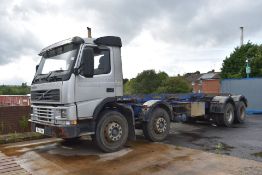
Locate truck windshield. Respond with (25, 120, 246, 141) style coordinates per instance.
(33, 43, 80, 84)
(37, 44, 78, 75)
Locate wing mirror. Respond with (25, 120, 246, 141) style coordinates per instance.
(77, 47, 94, 78)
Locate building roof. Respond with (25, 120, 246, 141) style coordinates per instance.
(184, 72, 202, 82)
(198, 72, 220, 80)
(184, 71, 220, 83)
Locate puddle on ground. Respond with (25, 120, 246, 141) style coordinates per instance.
(178, 131, 220, 142)
(1, 137, 262, 175)
(36, 140, 177, 174)
(0, 138, 197, 175)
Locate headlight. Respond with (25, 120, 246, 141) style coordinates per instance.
(54, 108, 68, 119)
(61, 109, 67, 118)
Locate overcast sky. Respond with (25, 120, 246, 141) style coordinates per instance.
(0, 0, 262, 85)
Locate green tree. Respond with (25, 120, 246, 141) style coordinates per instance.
(156, 77, 192, 93)
(221, 42, 262, 79)
(123, 70, 191, 95)
(132, 70, 161, 94)
(0, 84, 30, 95)
(123, 78, 129, 85)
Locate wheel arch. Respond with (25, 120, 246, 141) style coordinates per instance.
(210, 96, 236, 114)
(142, 100, 174, 122)
(225, 97, 236, 109)
(231, 95, 248, 107)
(93, 98, 136, 141)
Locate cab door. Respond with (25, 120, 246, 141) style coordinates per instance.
(75, 46, 115, 119)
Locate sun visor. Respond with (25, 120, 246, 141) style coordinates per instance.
(39, 36, 84, 56)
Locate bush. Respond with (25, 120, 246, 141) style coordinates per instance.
(19, 116, 29, 132)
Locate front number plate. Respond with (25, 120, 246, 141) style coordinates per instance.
(36, 127, 44, 134)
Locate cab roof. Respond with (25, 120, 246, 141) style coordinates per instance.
(39, 36, 122, 56)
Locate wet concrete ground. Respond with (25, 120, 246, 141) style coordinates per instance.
(166, 115, 262, 162)
(0, 115, 261, 175)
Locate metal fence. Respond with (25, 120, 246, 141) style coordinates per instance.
(221, 78, 262, 113)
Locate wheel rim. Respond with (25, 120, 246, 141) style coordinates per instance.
(154, 117, 167, 134)
(104, 121, 123, 142)
(239, 106, 245, 120)
(226, 108, 233, 123)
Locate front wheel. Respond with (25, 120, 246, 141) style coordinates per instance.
(94, 110, 128, 152)
(143, 108, 170, 142)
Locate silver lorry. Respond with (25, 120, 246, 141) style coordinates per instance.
(30, 30, 247, 152)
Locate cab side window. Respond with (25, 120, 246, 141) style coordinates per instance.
(94, 48, 110, 75)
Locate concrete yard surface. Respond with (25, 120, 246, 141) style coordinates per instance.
(0, 115, 261, 175)
(0, 138, 261, 175)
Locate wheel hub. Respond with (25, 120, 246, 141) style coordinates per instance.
(226, 109, 233, 122)
(105, 122, 123, 142)
(154, 117, 167, 133)
(240, 107, 245, 120)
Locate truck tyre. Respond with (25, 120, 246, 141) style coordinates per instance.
(143, 108, 170, 142)
(235, 101, 246, 123)
(216, 103, 235, 127)
(94, 110, 128, 152)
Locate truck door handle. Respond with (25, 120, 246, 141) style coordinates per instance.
(106, 88, 114, 92)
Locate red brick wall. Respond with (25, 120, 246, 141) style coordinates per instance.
(202, 79, 220, 93)
(193, 79, 220, 93)
(0, 106, 31, 134)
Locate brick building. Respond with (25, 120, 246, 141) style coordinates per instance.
(185, 71, 221, 94)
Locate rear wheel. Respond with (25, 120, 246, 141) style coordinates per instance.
(216, 103, 235, 127)
(235, 101, 246, 123)
(94, 110, 128, 152)
(143, 108, 170, 142)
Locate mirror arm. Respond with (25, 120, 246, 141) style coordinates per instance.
(74, 68, 80, 75)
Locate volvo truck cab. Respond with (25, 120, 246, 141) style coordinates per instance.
(30, 35, 136, 152)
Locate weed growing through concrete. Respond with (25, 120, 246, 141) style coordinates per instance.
(215, 142, 224, 154)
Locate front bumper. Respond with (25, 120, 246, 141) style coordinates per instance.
(30, 120, 80, 138)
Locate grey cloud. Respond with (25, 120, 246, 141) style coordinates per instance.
(68, 0, 262, 47)
(0, 0, 42, 65)
(1, 0, 262, 65)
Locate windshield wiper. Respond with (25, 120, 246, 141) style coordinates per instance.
(40, 71, 53, 82)
(43, 70, 65, 82)
(49, 75, 62, 82)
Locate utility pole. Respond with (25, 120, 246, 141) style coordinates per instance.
(240, 27, 244, 46)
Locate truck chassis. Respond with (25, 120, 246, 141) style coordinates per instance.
(31, 92, 247, 152)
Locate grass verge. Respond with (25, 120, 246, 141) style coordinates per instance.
(0, 132, 49, 144)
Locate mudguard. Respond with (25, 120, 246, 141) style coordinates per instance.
(231, 95, 248, 107)
(210, 96, 235, 114)
(142, 100, 174, 121)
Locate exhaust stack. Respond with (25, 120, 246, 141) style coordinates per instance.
(87, 27, 92, 38)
